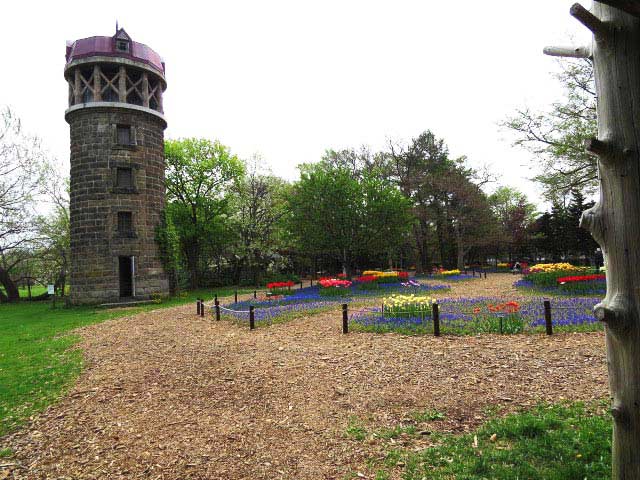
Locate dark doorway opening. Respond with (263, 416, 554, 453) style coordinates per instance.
(119, 256, 133, 298)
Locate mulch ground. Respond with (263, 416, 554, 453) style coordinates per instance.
(2, 274, 608, 479)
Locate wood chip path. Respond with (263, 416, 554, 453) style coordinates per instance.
(2, 274, 608, 479)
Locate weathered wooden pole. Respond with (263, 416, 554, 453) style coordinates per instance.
(546, 2, 640, 476)
(215, 298, 220, 321)
(342, 304, 348, 334)
(543, 300, 553, 336)
(249, 306, 255, 330)
(432, 303, 440, 337)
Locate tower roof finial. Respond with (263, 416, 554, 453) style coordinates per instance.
(116, 20, 119, 34)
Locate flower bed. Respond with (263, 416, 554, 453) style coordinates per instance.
(351, 297, 601, 335)
(220, 282, 451, 324)
(318, 278, 353, 296)
(266, 280, 296, 296)
(418, 271, 476, 282)
(360, 270, 409, 283)
(515, 264, 604, 295)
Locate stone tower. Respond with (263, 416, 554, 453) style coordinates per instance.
(64, 28, 169, 304)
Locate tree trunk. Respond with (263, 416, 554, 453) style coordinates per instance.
(574, 2, 640, 477)
(0, 267, 19, 302)
(454, 223, 465, 270)
(184, 241, 200, 289)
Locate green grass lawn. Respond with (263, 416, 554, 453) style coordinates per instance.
(0, 286, 252, 438)
(349, 402, 612, 480)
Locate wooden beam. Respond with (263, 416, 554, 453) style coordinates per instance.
(543, 45, 591, 58)
(571, 3, 607, 37)
(118, 66, 127, 103)
(142, 72, 149, 108)
(93, 65, 101, 101)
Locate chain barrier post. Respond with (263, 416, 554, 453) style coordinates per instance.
(342, 304, 348, 334)
(544, 300, 553, 335)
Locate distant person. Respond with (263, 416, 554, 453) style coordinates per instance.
(513, 261, 522, 273)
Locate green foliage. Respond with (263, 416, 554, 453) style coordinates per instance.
(411, 409, 446, 422)
(288, 162, 412, 273)
(368, 403, 611, 480)
(346, 417, 368, 441)
(318, 286, 351, 297)
(263, 272, 300, 285)
(230, 159, 293, 285)
(164, 138, 244, 288)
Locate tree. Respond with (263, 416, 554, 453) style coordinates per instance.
(231, 158, 290, 285)
(566, 189, 598, 261)
(547, 2, 640, 475)
(440, 170, 499, 269)
(289, 162, 411, 274)
(488, 187, 536, 261)
(164, 138, 244, 288)
(0, 107, 44, 302)
(385, 131, 456, 272)
(503, 58, 597, 199)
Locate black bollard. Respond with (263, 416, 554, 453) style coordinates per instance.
(433, 303, 440, 337)
(544, 300, 553, 335)
(249, 306, 255, 330)
(342, 304, 349, 334)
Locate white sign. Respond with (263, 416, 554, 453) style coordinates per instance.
(47, 284, 55, 295)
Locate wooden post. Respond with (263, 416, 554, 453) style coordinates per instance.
(310, 278, 313, 287)
(118, 66, 127, 102)
(433, 303, 440, 337)
(214, 294, 218, 304)
(197, 299, 201, 315)
(215, 298, 220, 321)
(200, 299, 205, 317)
(342, 303, 348, 334)
(74, 68, 82, 105)
(249, 306, 255, 330)
(300, 281, 303, 289)
(484, 270, 487, 279)
(544, 300, 553, 335)
(141, 72, 150, 108)
(546, 3, 640, 473)
(93, 65, 101, 101)
(234, 290, 238, 303)
(254, 290, 257, 299)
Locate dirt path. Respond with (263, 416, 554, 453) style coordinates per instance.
(3, 275, 607, 479)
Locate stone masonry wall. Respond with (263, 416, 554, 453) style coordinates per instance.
(68, 107, 169, 304)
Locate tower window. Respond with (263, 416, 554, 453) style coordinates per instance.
(117, 125, 132, 145)
(116, 39, 130, 52)
(117, 212, 134, 236)
(116, 167, 133, 189)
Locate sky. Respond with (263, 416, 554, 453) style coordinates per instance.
(1, 0, 591, 209)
